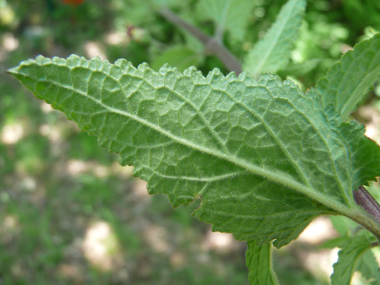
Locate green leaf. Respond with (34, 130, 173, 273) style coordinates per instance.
(355, 249, 380, 285)
(278, 58, 320, 78)
(243, 0, 306, 77)
(316, 33, 380, 121)
(7, 55, 380, 248)
(151, 46, 203, 72)
(331, 235, 375, 285)
(318, 236, 350, 249)
(329, 216, 358, 237)
(246, 240, 278, 285)
(196, 0, 255, 42)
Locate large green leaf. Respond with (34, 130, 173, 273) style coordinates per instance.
(243, 0, 306, 77)
(196, 0, 255, 42)
(246, 240, 278, 285)
(316, 33, 380, 121)
(8, 55, 380, 247)
(331, 235, 377, 285)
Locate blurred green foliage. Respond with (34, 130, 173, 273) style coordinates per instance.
(1, 0, 380, 284)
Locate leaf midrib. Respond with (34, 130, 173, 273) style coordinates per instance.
(250, 0, 299, 75)
(152, 169, 250, 182)
(340, 64, 380, 120)
(215, 0, 232, 38)
(14, 66, 352, 216)
(200, 208, 334, 219)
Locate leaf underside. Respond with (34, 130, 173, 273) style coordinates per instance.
(243, 0, 306, 77)
(8, 55, 380, 248)
(316, 33, 380, 121)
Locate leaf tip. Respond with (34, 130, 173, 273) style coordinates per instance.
(6, 67, 18, 75)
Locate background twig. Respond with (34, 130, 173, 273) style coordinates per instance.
(159, 8, 243, 75)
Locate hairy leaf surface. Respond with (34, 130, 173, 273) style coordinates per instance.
(316, 33, 380, 121)
(243, 0, 306, 77)
(8, 55, 380, 247)
(246, 240, 278, 285)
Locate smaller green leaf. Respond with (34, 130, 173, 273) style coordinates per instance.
(355, 249, 380, 285)
(316, 33, 380, 121)
(246, 240, 278, 285)
(318, 237, 350, 249)
(196, 0, 255, 41)
(243, 0, 306, 77)
(331, 235, 374, 285)
(278, 58, 320, 78)
(151, 46, 203, 72)
(329, 216, 358, 237)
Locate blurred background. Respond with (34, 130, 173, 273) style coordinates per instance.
(1, 0, 380, 284)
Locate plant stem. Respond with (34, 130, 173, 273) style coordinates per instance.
(158, 8, 243, 75)
(353, 186, 380, 225)
(351, 212, 380, 242)
(348, 186, 380, 241)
